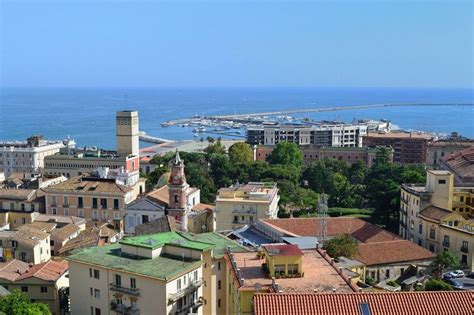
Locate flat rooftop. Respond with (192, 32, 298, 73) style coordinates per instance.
(365, 131, 434, 139)
(230, 250, 353, 293)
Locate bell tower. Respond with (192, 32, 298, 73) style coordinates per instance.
(168, 150, 189, 211)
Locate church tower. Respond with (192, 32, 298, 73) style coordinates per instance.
(168, 151, 190, 226)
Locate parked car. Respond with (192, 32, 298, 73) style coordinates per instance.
(466, 272, 474, 279)
(444, 278, 464, 290)
(447, 270, 465, 278)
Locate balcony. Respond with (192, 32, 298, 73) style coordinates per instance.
(110, 283, 140, 296)
(232, 208, 256, 214)
(110, 301, 140, 315)
(442, 241, 450, 248)
(168, 278, 203, 303)
(461, 246, 469, 253)
(177, 298, 204, 315)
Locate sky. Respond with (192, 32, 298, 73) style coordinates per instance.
(0, 0, 472, 88)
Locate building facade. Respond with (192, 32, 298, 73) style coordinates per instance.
(116, 110, 140, 158)
(0, 227, 51, 264)
(426, 140, 473, 169)
(363, 131, 434, 164)
(0, 136, 67, 177)
(0, 188, 45, 229)
(215, 182, 279, 232)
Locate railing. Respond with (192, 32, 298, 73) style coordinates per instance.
(442, 241, 450, 247)
(232, 209, 256, 214)
(177, 299, 204, 315)
(168, 278, 203, 302)
(110, 283, 140, 296)
(461, 246, 469, 253)
(110, 301, 140, 315)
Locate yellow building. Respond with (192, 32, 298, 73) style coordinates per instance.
(215, 182, 279, 232)
(225, 244, 355, 315)
(400, 170, 474, 270)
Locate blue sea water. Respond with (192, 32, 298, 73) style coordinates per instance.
(0, 87, 473, 148)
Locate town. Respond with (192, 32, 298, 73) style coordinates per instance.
(0, 109, 472, 314)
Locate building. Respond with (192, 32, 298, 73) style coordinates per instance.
(253, 291, 473, 315)
(255, 145, 393, 167)
(225, 244, 356, 315)
(67, 231, 246, 315)
(146, 151, 215, 233)
(0, 259, 69, 315)
(439, 146, 474, 184)
(427, 139, 473, 169)
(363, 131, 434, 164)
(124, 198, 166, 234)
(2, 173, 67, 190)
(116, 110, 139, 158)
(215, 182, 279, 232)
(43, 174, 145, 232)
(247, 123, 369, 148)
(58, 224, 119, 256)
(400, 170, 474, 270)
(0, 135, 68, 177)
(0, 188, 45, 229)
(43, 110, 140, 178)
(255, 217, 434, 283)
(0, 226, 51, 264)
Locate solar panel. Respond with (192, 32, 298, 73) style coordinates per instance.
(359, 302, 372, 315)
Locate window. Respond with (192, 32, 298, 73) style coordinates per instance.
(20, 252, 27, 262)
(100, 198, 107, 209)
(94, 288, 100, 299)
(218, 299, 221, 308)
(90, 287, 93, 296)
(385, 270, 390, 278)
(288, 264, 299, 275)
(218, 280, 221, 290)
(429, 228, 436, 239)
(92, 210, 98, 220)
(438, 179, 446, 184)
(78, 197, 83, 208)
(274, 264, 285, 274)
(21, 204, 25, 211)
(114, 199, 119, 210)
(460, 196, 465, 202)
(218, 262, 221, 271)
(462, 254, 468, 264)
(21, 286, 28, 292)
(63, 196, 69, 206)
(93, 269, 100, 279)
(462, 241, 469, 253)
(234, 216, 238, 222)
(359, 303, 372, 315)
(78, 209, 84, 218)
(418, 224, 422, 234)
(115, 274, 121, 286)
(31, 204, 35, 211)
(52, 208, 57, 215)
(443, 235, 450, 247)
(177, 279, 181, 290)
(40, 286, 47, 293)
(92, 198, 98, 209)
(194, 270, 198, 281)
(130, 278, 136, 289)
(64, 208, 69, 216)
(95, 308, 101, 315)
(89, 268, 93, 278)
(429, 244, 435, 252)
(142, 215, 149, 224)
(51, 196, 57, 205)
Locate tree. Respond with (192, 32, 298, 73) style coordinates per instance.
(424, 279, 453, 291)
(323, 234, 358, 258)
(229, 142, 253, 164)
(266, 142, 303, 167)
(431, 251, 459, 278)
(0, 290, 51, 315)
(204, 140, 226, 155)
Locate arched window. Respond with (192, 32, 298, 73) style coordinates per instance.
(174, 195, 179, 204)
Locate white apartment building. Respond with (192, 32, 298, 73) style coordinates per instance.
(0, 136, 67, 177)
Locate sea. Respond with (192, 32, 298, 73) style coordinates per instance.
(0, 87, 473, 149)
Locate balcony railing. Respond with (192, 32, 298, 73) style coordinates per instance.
(110, 301, 140, 315)
(461, 246, 469, 253)
(232, 209, 256, 214)
(168, 278, 203, 303)
(177, 299, 204, 315)
(110, 283, 140, 296)
(442, 241, 450, 247)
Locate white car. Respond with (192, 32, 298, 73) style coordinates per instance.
(448, 270, 465, 278)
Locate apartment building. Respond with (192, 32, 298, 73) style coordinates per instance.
(363, 131, 434, 164)
(439, 146, 474, 184)
(226, 243, 356, 315)
(43, 175, 145, 232)
(0, 226, 51, 264)
(427, 139, 473, 169)
(0, 135, 68, 177)
(255, 145, 393, 167)
(0, 259, 69, 315)
(247, 123, 368, 148)
(400, 170, 474, 270)
(67, 231, 246, 315)
(215, 182, 279, 232)
(0, 188, 45, 229)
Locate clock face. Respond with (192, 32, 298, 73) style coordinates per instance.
(173, 175, 180, 182)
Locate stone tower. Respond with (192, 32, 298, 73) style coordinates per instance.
(168, 150, 189, 215)
(116, 111, 139, 157)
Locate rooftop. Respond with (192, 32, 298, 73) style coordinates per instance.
(50, 224, 80, 242)
(44, 175, 133, 195)
(217, 182, 279, 202)
(365, 131, 434, 140)
(119, 231, 214, 251)
(264, 244, 303, 257)
(418, 206, 452, 223)
(441, 147, 474, 183)
(0, 189, 37, 201)
(0, 259, 67, 282)
(35, 214, 86, 226)
(253, 292, 474, 315)
(126, 198, 165, 212)
(228, 250, 353, 293)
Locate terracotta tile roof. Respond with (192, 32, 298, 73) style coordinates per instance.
(254, 292, 474, 315)
(15, 260, 68, 282)
(51, 224, 80, 242)
(0, 260, 30, 281)
(192, 203, 215, 212)
(353, 240, 435, 266)
(441, 147, 474, 181)
(264, 244, 303, 256)
(27, 222, 57, 233)
(419, 206, 452, 222)
(147, 186, 169, 206)
(14, 226, 50, 247)
(0, 189, 36, 201)
(44, 175, 133, 195)
(262, 218, 400, 243)
(134, 216, 174, 236)
(35, 214, 86, 226)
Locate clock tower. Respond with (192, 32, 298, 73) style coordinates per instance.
(168, 150, 189, 214)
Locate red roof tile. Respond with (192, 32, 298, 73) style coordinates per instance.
(254, 292, 474, 315)
(262, 218, 401, 243)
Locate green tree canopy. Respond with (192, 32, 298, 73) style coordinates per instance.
(0, 290, 51, 315)
(266, 142, 303, 167)
(323, 234, 358, 259)
(424, 279, 453, 291)
(431, 251, 459, 278)
(204, 140, 226, 155)
(228, 142, 253, 164)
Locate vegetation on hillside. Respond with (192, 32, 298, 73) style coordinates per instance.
(0, 290, 51, 315)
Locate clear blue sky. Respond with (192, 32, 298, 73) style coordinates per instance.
(1, 0, 472, 88)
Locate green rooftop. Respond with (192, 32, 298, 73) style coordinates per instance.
(179, 232, 247, 258)
(119, 231, 214, 251)
(67, 243, 203, 281)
